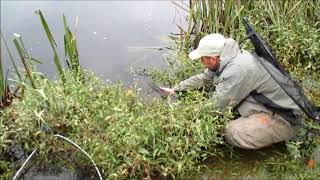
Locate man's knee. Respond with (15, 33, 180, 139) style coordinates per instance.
(224, 113, 297, 149)
(224, 115, 272, 149)
(224, 121, 258, 149)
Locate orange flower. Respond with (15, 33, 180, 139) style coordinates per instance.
(307, 159, 316, 168)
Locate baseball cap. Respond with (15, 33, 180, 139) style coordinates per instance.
(189, 33, 227, 60)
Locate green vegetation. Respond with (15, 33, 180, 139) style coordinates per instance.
(1, 71, 232, 179)
(1, 0, 320, 179)
(35, 10, 65, 83)
(1, 8, 231, 179)
(142, 0, 320, 178)
(173, 0, 320, 73)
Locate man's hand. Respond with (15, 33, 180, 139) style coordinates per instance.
(160, 87, 175, 95)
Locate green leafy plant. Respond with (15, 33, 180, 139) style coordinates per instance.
(63, 15, 84, 82)
(0, 34, 12, 108)
(0, 71, 233, 179)
(13, 34, 37, 89)
(35, 10, 65, 83)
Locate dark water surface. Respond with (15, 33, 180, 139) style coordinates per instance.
(1, 0, 187, 84)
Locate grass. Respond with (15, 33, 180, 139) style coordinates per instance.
(0, 1, 320, 179)
(199, 144, 320, 179)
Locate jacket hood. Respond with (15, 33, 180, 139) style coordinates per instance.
(218, 38, 241, 73)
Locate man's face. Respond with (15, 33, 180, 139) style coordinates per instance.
(200, 56, 220, 71)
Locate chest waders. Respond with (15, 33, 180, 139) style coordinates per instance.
(241, 17, 320, 125)
(241, 18, 320, 151)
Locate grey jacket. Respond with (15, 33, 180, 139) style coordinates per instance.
(174, 38, 304, 125)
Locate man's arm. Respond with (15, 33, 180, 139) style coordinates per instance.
(173, 69, 217, 92)
(160, 69, 216, 94)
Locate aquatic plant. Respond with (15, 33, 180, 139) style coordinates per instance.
(13, 34, 37, 89)
(0, 71, 232, 179)
(176, 0, 320, 73)
(0, 32, 27, 109)
(1, 32, 22, 83)
(35, 10, 84, 83)
(0, 34, 12, 109)
(63, 14, 84, 82)
(35, 10, 65, 83)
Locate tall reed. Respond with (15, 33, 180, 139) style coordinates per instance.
(35, 10, 84, 83)
(1, 32, 22, 83)
(35, 10, 65, 83)
(0, 33, 15, 108)
(13, 34, 36, 89)
(176, 0, 320, 72)
(63, 14, 84, 82)
(0, 34, 6, 104)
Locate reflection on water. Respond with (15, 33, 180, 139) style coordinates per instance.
(1, 1, 187, 84)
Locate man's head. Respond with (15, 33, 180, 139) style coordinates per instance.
(189, 33, 226, 71)
(200, 56, 220, 71)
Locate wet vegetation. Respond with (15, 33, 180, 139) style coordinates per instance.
(1, 0, 320, 179)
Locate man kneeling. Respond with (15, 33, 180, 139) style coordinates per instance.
(160, 33, 303, 149)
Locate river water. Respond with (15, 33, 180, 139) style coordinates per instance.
(1, 1, 187, 179)
(1, 0, 187, 84)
